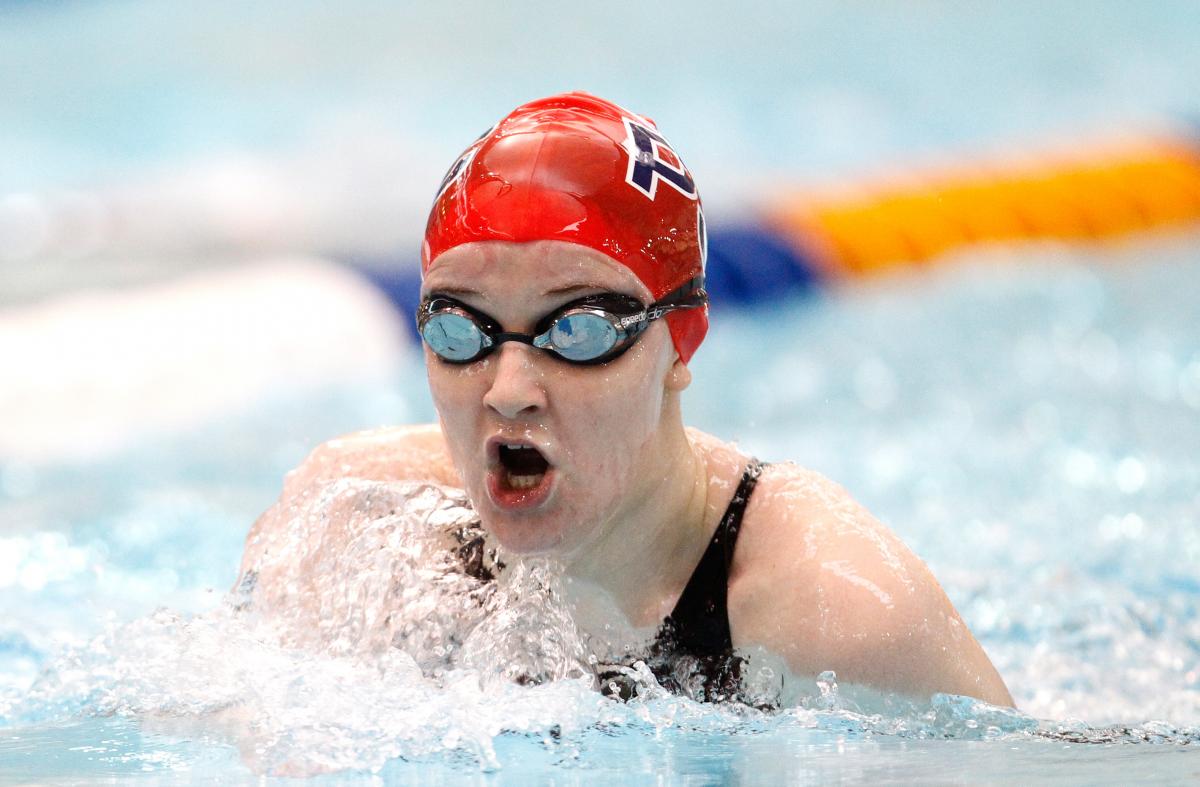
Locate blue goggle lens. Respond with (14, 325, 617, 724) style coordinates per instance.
(421, 312, 488, 362)
(543, 311, 621, 361)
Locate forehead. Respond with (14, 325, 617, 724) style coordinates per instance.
(421, 240, 652, 303)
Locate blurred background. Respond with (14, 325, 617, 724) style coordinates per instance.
(4, 0, 1199, 456)
(5, 0, 1199, 293)
(2, 0, 1200, 731)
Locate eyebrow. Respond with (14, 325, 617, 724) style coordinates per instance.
(425, 285, 482, 297)
(542, 283, 609, 297)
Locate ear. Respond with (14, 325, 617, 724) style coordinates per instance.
(665, 354, 692, 393)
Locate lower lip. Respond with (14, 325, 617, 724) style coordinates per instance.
(486, 467, 555, 511)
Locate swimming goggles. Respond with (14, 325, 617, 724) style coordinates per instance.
(417, 278, 707, 365)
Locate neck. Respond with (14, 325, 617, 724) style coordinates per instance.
(560, 418, 712, 630)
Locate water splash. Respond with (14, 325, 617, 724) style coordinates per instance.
(4, 476, 1193, 779)
(5, 245, 1200, 777)
(816, 669, 839, 709)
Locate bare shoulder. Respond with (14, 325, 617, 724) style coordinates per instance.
(238, 424, 461, 580)
(685, 426, 753, 484)
(280, 423, 460, 494)
(729, 462, 1013, 706)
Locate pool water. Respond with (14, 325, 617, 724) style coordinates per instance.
(2, 233, 1199, 782)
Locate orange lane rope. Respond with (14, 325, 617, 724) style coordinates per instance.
(766, 134, 1200, 278)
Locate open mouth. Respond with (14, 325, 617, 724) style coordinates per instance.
(498, 443, 550, 490)
(487, 440, 555, 510)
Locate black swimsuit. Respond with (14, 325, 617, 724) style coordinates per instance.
(637, 458, 765, 701)
(661, 457, 765, 656)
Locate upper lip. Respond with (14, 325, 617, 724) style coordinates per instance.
(485, 434, 555, 469)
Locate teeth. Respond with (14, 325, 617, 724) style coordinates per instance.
(507, 473, 542, 490)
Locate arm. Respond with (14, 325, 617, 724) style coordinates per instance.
(730, 465, 1013, 707)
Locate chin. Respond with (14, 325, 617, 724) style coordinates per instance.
(482, 513, 567, 555)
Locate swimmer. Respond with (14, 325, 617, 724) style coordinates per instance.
(238, 92, 1013, 707)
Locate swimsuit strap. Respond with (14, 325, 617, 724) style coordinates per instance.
(661, 458, 766, 659)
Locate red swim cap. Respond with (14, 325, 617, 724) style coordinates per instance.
(422, 92, 708, 364)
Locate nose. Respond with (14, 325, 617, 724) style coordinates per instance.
(482, 343, 548, 419)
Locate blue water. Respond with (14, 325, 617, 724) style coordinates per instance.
(5, 0, 1200, 186)
(2, 235, 1199, 781)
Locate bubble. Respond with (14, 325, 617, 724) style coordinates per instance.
(1118, 513, 1145, 539)
(866, 442, 909, 488)
(1062, 449, 1099, 487)
(1114, 457, 1146, 494)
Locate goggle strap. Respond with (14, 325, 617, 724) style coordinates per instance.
(617, 276, 708, 328)
(657, 276, 707, 307)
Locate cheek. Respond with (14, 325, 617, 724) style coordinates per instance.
(426, 355, 490, 448)
(559, 347, 668, 475)
(606, 337, 671, 427)
(426, 352, 488, 403)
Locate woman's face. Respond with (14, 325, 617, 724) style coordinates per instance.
(421, 240, 684, 555)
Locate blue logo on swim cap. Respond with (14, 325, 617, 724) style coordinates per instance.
(621, 118, 698, 201)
